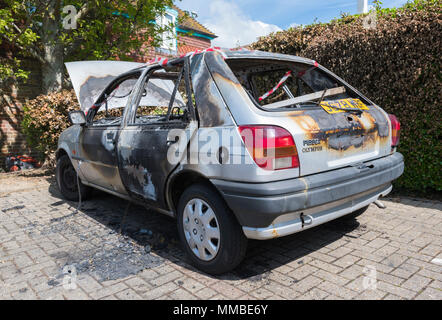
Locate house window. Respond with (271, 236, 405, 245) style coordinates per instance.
(156, 12, 177, 54)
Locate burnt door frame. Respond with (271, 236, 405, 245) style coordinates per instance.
(79, 70, 145, 193)
(79, 123, 124, 192)
(117, 58, 197, 210)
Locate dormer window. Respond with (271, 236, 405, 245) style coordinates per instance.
(157, 11, 177, 53)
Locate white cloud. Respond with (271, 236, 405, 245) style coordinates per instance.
(201, 0, 282, 48)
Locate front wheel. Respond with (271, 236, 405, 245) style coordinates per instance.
(177, 184, 247, 275)
(56, 154, 91, 201)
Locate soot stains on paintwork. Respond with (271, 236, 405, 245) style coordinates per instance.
(79, 75, 116, 110)
(191, 53, 233, 127)
(205, 52, 241, 85)
(123, 164, 157, 201)
(290, 107, 387, 152)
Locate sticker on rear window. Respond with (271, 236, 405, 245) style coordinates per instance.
(320, 98, 369, 114)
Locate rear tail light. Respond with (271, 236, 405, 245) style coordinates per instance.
(238, 125, 299, 170)
(388, 114, 400, 147)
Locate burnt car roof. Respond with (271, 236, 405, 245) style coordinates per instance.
(145, 49, 317, 68)
(221, 49, 315, 64)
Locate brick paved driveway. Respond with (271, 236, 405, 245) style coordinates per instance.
(0, 172, 441, 300)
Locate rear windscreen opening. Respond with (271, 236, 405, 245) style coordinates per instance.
(226, 59, 368, 110)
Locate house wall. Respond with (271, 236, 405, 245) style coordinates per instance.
(0, 58, 42, 168)
(177, 34, 212, 54)
(129, 34, 212, 62)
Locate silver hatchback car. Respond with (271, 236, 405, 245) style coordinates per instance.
(57, 49, 404, 274)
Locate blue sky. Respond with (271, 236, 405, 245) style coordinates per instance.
(177, 0, 409, 47)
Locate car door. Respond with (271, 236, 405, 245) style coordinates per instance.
(79, 72, 142, 194)
(117, 59, 197, 209)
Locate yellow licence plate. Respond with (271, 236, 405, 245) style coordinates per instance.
(320, 98, 370, 114)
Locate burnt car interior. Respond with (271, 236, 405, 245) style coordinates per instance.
(133, 65, 191, 125)
(87, 62, 192, 127)
(226, 59, 368, 110)
(90, 71, 142, 126)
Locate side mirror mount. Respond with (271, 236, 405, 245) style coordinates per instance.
(68, 110, 86, 126)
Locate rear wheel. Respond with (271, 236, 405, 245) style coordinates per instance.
(177, 184, 247, 275)
(56, 154, 91, 201)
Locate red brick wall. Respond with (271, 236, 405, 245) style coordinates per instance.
(177, 34, 212, 54)
(129, 34, 212, 62)
(0, 58, 42, 169)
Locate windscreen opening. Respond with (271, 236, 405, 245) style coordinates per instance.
(226, 59, 367, 110)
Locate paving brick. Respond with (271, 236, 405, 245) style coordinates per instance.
(287, 264, 319, 281)
(115, 288, 143, 300)
(366, 238, 390, 249)
(293, 275, 323, 294)
(76, 274, 104, 293)
(89, 282, 128, 300)
(297, 287, 329, 300)
(149, 270, 183, 287)
(314, 269, 351, 286)
(415, 287, 442, 300)
(356, 289, 387, 300)
(328, 246, 353, 259)
(339, 264, 364, 280)
(249, 287, 274, 299)
(194, 287, 217, 299)
(62, 288, 91, 300)
(174, 277, 205, 293)
(401, 274, 432, 292)
(390, 262, 420, 279)
(265, 281, 300, 299)
(332, 254, 361, 269)
(376, 281, 416, 299)
(209, 281, 245, 299)
(317, 281, 358, 299)
(381, 253, 408, 268)
(384, 293, 403, 300)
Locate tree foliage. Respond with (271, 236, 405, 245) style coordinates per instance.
(0, 0, 176, 91)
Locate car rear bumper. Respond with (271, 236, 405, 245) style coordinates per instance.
(211, 152, 404, 237)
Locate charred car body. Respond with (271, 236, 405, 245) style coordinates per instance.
(58, 49, 404, 274)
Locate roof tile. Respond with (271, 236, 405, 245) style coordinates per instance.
(174, 6, 217, 38)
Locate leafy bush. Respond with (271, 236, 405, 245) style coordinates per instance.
(21, 89, 79, 163)
(252, 0, 441, 192)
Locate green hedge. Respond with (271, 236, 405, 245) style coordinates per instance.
(252, 0, 441, 192)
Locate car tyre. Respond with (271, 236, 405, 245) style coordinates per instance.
(177, 183, 248, 275)
(56, 154, 91, 201)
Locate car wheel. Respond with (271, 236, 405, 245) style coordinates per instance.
(177, 183, 248, 275)
(56, 154, 91, 201)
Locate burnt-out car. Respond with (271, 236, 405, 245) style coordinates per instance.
(58, 49, 404, 274)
